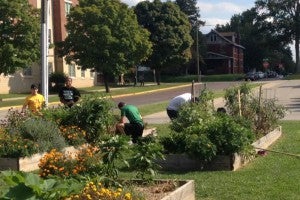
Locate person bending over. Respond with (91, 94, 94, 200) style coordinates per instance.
(166, 93, 199, 120)
(116, 102, 144, 143)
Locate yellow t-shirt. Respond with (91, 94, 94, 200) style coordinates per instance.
(23, 94, 45, 113)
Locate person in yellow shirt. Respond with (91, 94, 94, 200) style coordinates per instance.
(22, 84, 45, 114)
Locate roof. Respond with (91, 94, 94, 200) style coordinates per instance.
(207, 29, 245, 49)
(205, 51, 233, 59)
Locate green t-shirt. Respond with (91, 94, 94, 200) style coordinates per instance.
(121, 105, 143, 125)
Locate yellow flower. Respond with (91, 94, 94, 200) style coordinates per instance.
(125, 193, 132, 200)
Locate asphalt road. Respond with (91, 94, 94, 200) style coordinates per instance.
(111, 81, 242, 106)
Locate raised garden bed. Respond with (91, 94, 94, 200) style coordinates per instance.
(0, 128, 157, 172)
(132, 179, 195, 200)
(158, 126, 282, 171)
(0, 146, 82, 172)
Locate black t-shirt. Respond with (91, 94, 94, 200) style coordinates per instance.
(59, 86, 81, 103)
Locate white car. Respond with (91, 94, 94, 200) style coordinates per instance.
(255, 71, 265, 79)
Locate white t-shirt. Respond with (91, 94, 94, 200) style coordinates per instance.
(167, 93, 191, 111)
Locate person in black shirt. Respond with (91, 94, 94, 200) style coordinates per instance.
(59, 77, 81, 108)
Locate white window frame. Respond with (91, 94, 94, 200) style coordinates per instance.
(68, 63, 76, 77)
(65, 1, 72, 16)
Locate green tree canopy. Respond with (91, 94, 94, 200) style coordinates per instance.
(175, 0, 206, 76)
(134, 0, 193, 84)
(0, 0, 40, 75)
(255, 0, 300, 72)
(58, 0, 152, 92)
(216, 8, 294, 73)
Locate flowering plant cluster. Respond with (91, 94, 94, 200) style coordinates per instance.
(66, 181, 132, 200)
(59, 125, 87, 146)
(0, 132, 39, 158)
(38, 146, 101, 178)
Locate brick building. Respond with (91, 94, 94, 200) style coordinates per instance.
(203, 29, 244, 74)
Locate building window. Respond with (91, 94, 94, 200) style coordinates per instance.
(48, 29, 52, 44)
(68, 64, 76, 77)
(81, 69, 85, 78)
(210, 34, 217, 42)
(48, 62, 53, 74)
(90, 69, 95, 78)
(65, 1, 72, 16)
(23, 67, 32, 76)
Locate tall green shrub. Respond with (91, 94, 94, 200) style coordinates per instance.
(45, 94, 115, 143)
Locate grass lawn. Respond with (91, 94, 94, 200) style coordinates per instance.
(122, 121, 300, 200)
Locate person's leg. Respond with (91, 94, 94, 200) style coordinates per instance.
(131, 123, 144, 143)
(166, 109, 178, 120)
(122, 123, 144, 143)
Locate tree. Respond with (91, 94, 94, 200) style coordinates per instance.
(134, 0, 193, 84)
(0, 0, 40, 75)
(58, 0, 152, 93)
(255, 0, 300, 72)
(175, 0, 205, 76)
(175, 0, 201, 28)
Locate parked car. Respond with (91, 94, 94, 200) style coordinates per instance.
(266, 71, 278, 78)
(255, 71, 266, 79)
(244, 72, 258, 81)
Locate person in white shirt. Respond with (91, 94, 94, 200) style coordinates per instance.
(166, 93, 198, 120)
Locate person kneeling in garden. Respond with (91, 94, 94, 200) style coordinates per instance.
(116, 102, 144, 143)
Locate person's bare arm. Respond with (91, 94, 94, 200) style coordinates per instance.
(119, 116, 126, 123)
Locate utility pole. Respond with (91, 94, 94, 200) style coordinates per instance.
(41, 0, 49, 106)
(196, 22, 201, 82)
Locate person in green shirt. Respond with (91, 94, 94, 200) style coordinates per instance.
(116, 102, 144, 143)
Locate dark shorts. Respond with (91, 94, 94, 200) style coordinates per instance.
(124, 123, 144, 143)
(166, 109, 178, 120)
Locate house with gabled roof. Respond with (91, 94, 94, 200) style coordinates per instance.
(203, 29, 245, 74)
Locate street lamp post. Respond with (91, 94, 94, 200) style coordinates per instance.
(41, 0, 49, 106)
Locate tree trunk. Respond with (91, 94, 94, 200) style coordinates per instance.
(296, 39, 300, 73)
(103, 72, 110, 93)
(156, 69, 161, 85)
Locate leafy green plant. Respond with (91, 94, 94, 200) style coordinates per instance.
(184, 133, 217, 162)
(129, 136, 165, 182)
(46, 94, 116, 144)
(160, 85, 256, 162)
(160, 131, 187, 154)
(98, 135, 130, 180)
(0, 171, 83, 200)
(0, 132, 39, 158)
(224, 83, 286, 137)
(203, 115, 254, 155)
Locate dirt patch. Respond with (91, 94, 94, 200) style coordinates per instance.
(127, 180, 177, 200)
